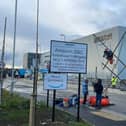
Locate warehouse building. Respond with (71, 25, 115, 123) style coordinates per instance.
(73, 26, 126, 79)
(40, 26, 126, 80)
(23, 52, 42, 69)
(40, 51, 50, 69)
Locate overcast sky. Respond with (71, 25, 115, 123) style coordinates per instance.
(0, 0, 126, 67)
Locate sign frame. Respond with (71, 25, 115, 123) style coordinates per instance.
(43, 73, 68, 90)
(50, 40, 88, 74)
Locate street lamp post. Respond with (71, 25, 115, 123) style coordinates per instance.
(29, 0, 39, 126)
(60, 34, 66, 41)
(0, 17, 7, 104)
(10, 0, 18, 95)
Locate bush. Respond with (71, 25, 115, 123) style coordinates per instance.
(1, 90, 30, 110)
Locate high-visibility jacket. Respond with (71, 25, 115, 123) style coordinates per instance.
(111, 77, 117, 86)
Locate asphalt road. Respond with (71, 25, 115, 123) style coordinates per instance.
(3, 78, 126, 124)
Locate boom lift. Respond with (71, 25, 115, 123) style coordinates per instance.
(93, 32, 126, 91)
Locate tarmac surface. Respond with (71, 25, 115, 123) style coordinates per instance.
(58, 104, 126, 126)
(43, 85, 126, 126)
(57, 87, 126, 126)
(3, 78, 126, 126)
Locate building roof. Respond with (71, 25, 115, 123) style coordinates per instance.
(73, 26, 126, 42)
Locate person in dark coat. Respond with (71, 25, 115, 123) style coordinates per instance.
(82, 79, 88, 104)
(103, 48, 113, 60)
(94, 79, 103, 108)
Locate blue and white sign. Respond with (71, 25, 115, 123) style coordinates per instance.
(44, 73, 67, 90)
(39, 68, 48, 73)
(50, 40, 88, 73)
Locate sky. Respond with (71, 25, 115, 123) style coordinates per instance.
(0, 0, 126, 67)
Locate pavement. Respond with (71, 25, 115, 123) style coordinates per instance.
(19, 91, 126, 126)
(56, 86, 126, 126)
(57, 103, 126, 126)
(3, 78, 126, 126)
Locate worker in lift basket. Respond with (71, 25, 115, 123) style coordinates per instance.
(103, 48, 114, 64)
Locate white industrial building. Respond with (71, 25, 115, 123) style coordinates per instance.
(23, 52, 42, 69)
(73, 26, 126, 79)
(40, 51, 50, 69)
(40, 26, 126, 80)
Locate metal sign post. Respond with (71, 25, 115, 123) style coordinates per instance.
(47, 89, 49, 108)
(52, 89, 56, 122)
(77, 73, 81, 121)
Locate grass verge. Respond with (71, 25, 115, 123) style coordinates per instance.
(0, 90, 91, 126)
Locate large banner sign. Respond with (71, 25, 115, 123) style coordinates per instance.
(44, 73, 67, 90)
(50, 40, 88, 73)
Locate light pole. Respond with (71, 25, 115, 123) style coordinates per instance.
(29, 0, 39, 126)
(10, 0, 18, 95)
(0, 17, 7, 104)
(60, 34, 66, 41)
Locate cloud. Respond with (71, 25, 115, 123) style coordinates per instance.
(70, 0, 126, 31)
(38, 0, 126, 35)
(1, 0, 126, 36)
(1, 0, 126, 67)
(0, 35, 35, 67)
